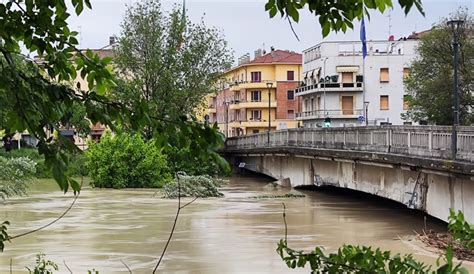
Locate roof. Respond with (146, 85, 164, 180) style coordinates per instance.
(248, 50, 302, 65)
(407, 29, 432, 40)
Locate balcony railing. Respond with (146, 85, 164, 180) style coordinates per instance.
(297, 109, 364, 119)
(296, 82, 363, 96)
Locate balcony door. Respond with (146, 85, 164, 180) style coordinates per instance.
(342, 72, 353, 83)
(341, 96, 354, 115)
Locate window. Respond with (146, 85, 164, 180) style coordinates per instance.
(342, 72, 353, 83)
(403, 95, 410, 110)
(380, 68, 389, 82)
(287, 90, 295, 100)
(380, 95, 389, 110)
(251, 71, 262, 83)
(287, 109, 295, 119)
(287, 70, 295, 81)
(252, 129, 260, 134)
(250, 110, 261, 120)
(341, 96, 354, 115)
(251, 90, 261, 102)
(403, 68, 411, 79)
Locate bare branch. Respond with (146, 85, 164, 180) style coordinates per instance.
(180, 197, 198, 210)
(63, 260, 73, 274)
(120, 259, 133, 274)
(287, 16, 300, 42)
(152, 175, 182, 273)
(7, 177, 84, 241)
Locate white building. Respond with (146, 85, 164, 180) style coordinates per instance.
(296, 39, 418, 127)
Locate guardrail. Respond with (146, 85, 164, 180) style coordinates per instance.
(225, 126, 474, 162)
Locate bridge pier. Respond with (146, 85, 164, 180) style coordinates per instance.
(232, 155, 473, 223)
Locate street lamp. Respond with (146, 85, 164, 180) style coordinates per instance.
(224, 101, 229, 138)
(266, 81, 274, 145)
(364, 101, 370, 126)
(447, 19, 464, 160)
(322, 57, 328, 114)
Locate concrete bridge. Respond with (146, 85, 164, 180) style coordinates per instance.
(222, 126, 474, 223)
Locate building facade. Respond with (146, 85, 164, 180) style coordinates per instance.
(206, 49, 302, 137)
(296, 39, 418, 127)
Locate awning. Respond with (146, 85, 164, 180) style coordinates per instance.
(310, 68, 321, 78)
(336, 66, 359, 73)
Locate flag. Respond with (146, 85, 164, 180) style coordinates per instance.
(360, 16, 367, 59)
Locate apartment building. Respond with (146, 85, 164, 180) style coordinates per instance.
(296, 38, 418, 127)
(205, 49, 302, 137)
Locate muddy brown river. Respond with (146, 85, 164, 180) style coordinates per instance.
(1, 175, 473, 273)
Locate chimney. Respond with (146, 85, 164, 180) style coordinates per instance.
(109, 36, 116, 45)
(254, 49, 262, 59)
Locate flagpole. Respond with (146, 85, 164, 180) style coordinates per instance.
(363, 45, 367, 126)
(360, 11, 368, 126)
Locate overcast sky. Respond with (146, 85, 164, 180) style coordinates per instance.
(68, 0, 472, 62)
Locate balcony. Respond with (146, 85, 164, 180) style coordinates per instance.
(229, 118, 274, 128)
(229, 100, 277, 110)
(295, 82, 363, 96)
(296, 109, 364, 120)
(229, 80, 277, 91)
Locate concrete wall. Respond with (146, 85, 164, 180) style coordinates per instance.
(238, 155, 474, 223)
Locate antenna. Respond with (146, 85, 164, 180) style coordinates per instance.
(78, 25, 83, 48)
(387, 10, 392, 37)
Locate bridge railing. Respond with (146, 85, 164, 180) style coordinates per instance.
(225, 126, 474, 162)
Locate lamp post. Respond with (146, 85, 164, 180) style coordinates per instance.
(364, 101, 370, 126)
(447, 19, 464, 160)
(224, 100, 229, 138)
(266, 82, 273, 146)
(322, 57, 328, 115)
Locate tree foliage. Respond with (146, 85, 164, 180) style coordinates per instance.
(265, 0, 424, 37)
(403, 9, 474, 125)
(113, 0, 233, 131)
(0, 0, 118, 193)
(448, 209, 474, 250)
(86, 132, 172, 189)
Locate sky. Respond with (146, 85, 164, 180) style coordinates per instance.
(68, 0, 473, 63)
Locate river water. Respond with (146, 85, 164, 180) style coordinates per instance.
(1, 175, 472, 273)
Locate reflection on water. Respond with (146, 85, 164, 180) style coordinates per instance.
(0, 176, 471, 273)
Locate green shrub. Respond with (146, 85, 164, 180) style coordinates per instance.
(0, 148, 87, 178)
(448, 209, 474, 249)
(86, 132, 171, 189)
(162, 172, 227, 198)
(0, 156, 36, 200)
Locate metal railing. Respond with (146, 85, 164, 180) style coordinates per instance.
(297, 109, 364, 119)
(225, 126, 474, 162)
(296, 82, 363, 94)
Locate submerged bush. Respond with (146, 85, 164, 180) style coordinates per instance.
(0, 156, 36, 199)
(87, 132, 171, 189)
(162, 173, 227, 198)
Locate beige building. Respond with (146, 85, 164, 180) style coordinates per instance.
(205, 49, 302, 137)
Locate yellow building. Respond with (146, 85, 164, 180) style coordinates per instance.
(204, 49, 302, 137)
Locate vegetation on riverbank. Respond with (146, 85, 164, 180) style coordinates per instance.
(86, 132, 172, 189)
(162, 173, 227, 198)
(419, 210, 474, 261)
(278, 207, 472, 273)
(0, 156, 36, 200)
